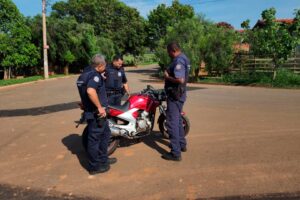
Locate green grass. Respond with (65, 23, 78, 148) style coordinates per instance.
(0, 74, 68, 87)
(137, 62, 158, 66)
(197, 69, 300, 88)
(123, 53, 158, 66)
(197, 77, 225, 84)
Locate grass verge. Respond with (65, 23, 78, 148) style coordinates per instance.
(0, 74, 68, 87)
(198, 69, 300, 88)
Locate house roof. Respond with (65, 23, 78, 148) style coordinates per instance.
(253, 18, 295, 29)
(236, 29, 245, 33)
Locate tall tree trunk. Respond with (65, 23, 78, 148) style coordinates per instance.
(3, 68, 8, 80)
(272, 69, 277, 80)
(272, 60, 277, 81)
(8, 66, 11, 79)
(194, 68, 199, 80)
(64, 64, 69, 75)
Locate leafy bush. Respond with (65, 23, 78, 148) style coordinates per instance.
(220, 69, 300, 88)
(123, 54, 135, 66)
(204, 25, 238, 75)
(272, 69, 300, 87)
(135, 53, 158, 65)
(222, 72, 272, 86)
(123, 53, 158, 66)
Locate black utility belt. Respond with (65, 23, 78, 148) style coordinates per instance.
(166, 86, 185, 101)
(106, 90, 123, 95)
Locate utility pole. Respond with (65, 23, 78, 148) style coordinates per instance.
(42, 0, 49, 79)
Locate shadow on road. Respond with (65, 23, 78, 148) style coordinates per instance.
(199, 191, 300, 200)
(115, 131, 169, 156)
(0, 182, 299, 200)
(142, 131, 169, 155)
(0, 101, 79, 118)
(61, 131, 169, 171)
(0, 183, 98, 200)
(61, 133, 88, 172)
(126, 66, 160, 76)
(186, 86, 207, 91)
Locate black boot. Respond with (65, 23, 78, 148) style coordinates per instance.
(89, 164, 110, 175)
(181, 146, 187, 152)
(168, 143, 187, 152)
(108, 157, 117, 165)
(161, 152, 181, 161)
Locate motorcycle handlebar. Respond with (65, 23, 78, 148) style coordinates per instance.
(140, 85, 166, 101)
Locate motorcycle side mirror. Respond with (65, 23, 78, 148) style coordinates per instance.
(147, 85, 154, 90)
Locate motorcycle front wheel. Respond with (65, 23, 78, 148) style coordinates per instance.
(82, 126, 120, 156)
(158, 114, 190, 139)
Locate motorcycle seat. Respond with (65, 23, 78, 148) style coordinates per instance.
(108, 101, 130, 112)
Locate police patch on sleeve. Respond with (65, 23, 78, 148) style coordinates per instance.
(93, 76, 100, 82)
(175, 64, 182, 70)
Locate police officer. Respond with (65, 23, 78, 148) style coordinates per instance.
(105, 55, 130, 106)
(162, 42, 190, 161)
(77, 54, 117, 174)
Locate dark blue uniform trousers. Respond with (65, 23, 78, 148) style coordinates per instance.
(166, 98, 186, 157)
(108, 93, 123, 106)
(87, 118, 110, 171)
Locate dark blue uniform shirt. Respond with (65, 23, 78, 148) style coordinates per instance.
(105, 64, 127, 91)
(83, 65, 92, 73)
(164, 53, 190, 102)
(77, 68, 108, 113)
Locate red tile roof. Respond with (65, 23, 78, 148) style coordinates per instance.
(253, 18, 295, 29)
(236, 29, 245, 33)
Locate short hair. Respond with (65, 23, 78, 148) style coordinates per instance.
(112, 54, 123, 61)
(91, 54, 106, 67)
(167, 42, 181, 52)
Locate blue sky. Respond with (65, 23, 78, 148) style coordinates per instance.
(12, 0, 300, 29)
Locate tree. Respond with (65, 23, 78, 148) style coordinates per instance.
(27, 13, 115, 73)
(0, 0, 21, 31)
(203, 25, 238, 75)
(156, 17, 205, 78)
(242, 8, 300, 80)
(147, 0, 194, 50)
(156, 16, 238, 78)
(26, 15, 43, 65)
(46, 16, 100, 73)
(0, 0, 39, 79)
(96, 37, 115, 62)
(51, 0, 146, 55)
(216, 22, 234, 29)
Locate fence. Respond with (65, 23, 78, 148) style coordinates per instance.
(231, 53, 300, 74)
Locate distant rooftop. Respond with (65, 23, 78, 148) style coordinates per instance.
(253, 18, 295, 29)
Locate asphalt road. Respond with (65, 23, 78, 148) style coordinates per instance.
(0, 65, 300, 200)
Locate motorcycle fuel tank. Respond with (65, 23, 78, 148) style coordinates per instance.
(128, 95, 159, 112)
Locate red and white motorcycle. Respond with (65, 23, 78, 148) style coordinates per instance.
(79, 85, 190, 155)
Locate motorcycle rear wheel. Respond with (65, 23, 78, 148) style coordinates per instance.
(158, 114, 190, 139)
(82, 126, 120, 156)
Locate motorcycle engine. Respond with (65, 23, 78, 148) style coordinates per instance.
(136, 111, 152, 132)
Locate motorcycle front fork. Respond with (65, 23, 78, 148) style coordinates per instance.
(158, 105, 167, 117)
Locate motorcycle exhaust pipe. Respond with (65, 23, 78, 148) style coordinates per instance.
(110, 126, 122, 136)
(108, 120, 130, 138)
(110, 126, 133, 139)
